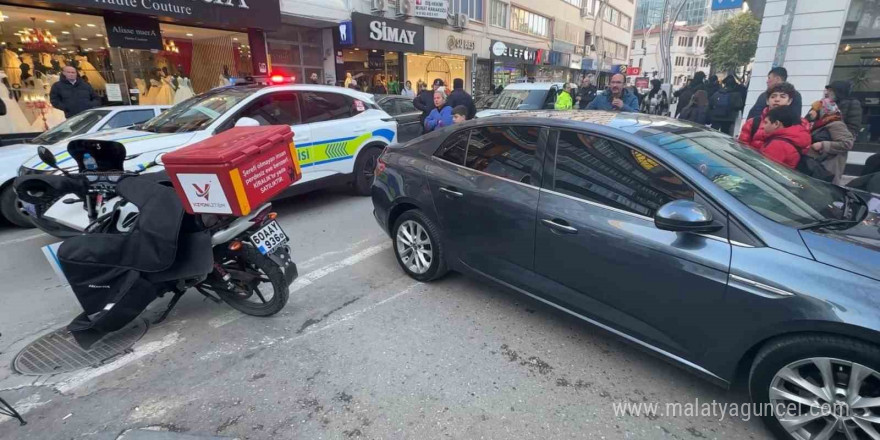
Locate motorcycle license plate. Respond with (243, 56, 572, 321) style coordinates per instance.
(250, 220, 289, 255)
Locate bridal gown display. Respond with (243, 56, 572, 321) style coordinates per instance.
(172, 77, 194, 103)
(3, 49, 21, 87)
(29, 76, 65, 130)
(143, 78, 174, 105)
(0, 72, 32, 134)
(74, 55, 106, 91)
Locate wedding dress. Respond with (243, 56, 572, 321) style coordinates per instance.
(74, 55, 106, 91)
(173, 77, 194, 103)
(3, 49, 21, 87)
(0, 71, 32, 134)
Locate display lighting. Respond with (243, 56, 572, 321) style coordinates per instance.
(19, 18, 58, 52)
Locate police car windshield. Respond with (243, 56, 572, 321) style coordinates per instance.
(140, 87, 257, 133)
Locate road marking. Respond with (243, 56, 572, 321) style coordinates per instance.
(0, 232, 50, 246)
(290, 242, 392, 293)
(297, 237, 373, 269)
(302, 281, 422, 337)
(55, 332, 180, 394)
(208, 311, 240, 328)
(0, 393, 51, 425)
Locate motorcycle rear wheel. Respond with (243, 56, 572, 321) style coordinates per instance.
(204, 245, 289, 317)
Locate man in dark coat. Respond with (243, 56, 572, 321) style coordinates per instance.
(674, 71, 705, 118)
(747, 66, 802, 121)
(50, 65, 100, 118)
(414, 78, 443, 132)
(708, 75, 745, 135)
(577, 76, 598, 109)
(825, 80, 862, 139)
(446, 78, 476, 119)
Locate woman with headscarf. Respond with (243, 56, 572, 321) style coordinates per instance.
(806, 98, 854, 184)
(424, 88, 453, 132)
(679, 90, 710, 125)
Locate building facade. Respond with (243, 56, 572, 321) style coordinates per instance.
(746, 0, 877, 176)
(630, 25, 712, 87)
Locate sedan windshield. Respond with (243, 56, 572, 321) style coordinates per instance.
(490, 89, 551, 110)
(644, 130, 854, 227)
(29, 110, 110, 145)
(140, 87, 257, 133)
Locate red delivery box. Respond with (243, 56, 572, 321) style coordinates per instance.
(163, 126, 302, 216)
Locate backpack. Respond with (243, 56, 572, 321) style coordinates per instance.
(775, 138, 834, 182)
(710, 92, 731, 118)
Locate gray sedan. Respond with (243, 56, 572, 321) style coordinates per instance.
(371, 111, 880, 440)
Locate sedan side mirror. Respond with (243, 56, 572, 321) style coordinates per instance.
(38, 146, 57, 168)
(234, 117, 261, 128)
(654, 200, 722, 233)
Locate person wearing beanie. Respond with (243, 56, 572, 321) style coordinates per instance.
(445, 78, 476, 120)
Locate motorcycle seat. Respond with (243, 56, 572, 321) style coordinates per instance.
(144, 232, 214, 283)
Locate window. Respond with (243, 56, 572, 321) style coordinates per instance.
(603, 6, 613, 22)
(617, 43, 627, 60)
(610, 9, 619, 26)
(397, 99, 417, 114)
(551, 131, 694, 217)
(638, 58, 643, 69)
(631, 40, 635, 49)
(688, 37, 694, 47)
(30, 110, 111, 145)
(621, 14, 631, 30)
(378, 99, 397, 116)
(510, 6, 550, 38)
(641, 39, 646, 49)
(562, 0, 582, 7)
(465, 126, 541, 185)
(435, 129, 470, 165)
(102, 110, 156, 130)
(489, 0, 509, 28)
(300, 92, 351, 123)
(141, 87, 256, 133)
(239, 92, 302, 126)
(454, 0, 484, 21)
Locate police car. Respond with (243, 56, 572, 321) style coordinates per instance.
(19, 83, 398, 237)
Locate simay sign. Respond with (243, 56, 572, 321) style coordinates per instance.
(348, 13, 424, 53)
(23, 0, 280, 30)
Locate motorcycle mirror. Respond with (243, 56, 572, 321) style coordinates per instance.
(38, 146, 57, 168)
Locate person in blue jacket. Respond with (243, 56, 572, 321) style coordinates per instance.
(425, 88, 454, 132)
(587, 73, 639, 112)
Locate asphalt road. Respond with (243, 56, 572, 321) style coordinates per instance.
(0, 187, 774, 439)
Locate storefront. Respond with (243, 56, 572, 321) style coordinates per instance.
(489, 40, 545, 87)
(0, 0, 279, 136)
(265, 25, 329, 86)
(415, 28, 490, 95)
(535, 51, 571, 83)
(334, 13, 424, 93)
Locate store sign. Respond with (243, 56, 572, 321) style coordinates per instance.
(548, 51, 570, 67)
(447, 35, 475, 51)
(569, 54, 583, 70)
(552, 41, 575, 54)
(37, 0, 279, 30)
(491, 40, 540, 64)
(711, 0, 743, 11)
(626, 67, 641, 76)
(613, 64, 627, 74)
(104, 13, 162, 50)
(338, 21, 354, 46)
(348, 13, 424, 53)
(581, 58, 593, 70)
(414, 0, 449, 19)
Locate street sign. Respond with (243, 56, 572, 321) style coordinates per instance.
(711, 0, 743, 11)
(626, 67, 641, 76)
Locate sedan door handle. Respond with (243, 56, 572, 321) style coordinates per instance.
(541, 218, 578, 234)
(439, 187, 463, 198)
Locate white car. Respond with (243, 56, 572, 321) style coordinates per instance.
(475, 82, 565, 118)
(1, 105, 168, 227)
(19, 84, 398, 237)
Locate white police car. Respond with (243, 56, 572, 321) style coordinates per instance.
(19, 84, 398, 237)
(2, 105, 168, 228)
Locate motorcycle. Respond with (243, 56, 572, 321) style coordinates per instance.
(14, 141, 297, 347)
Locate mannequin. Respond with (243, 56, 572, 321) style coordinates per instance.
(344, 72, 353, 88)
(3, 48, 22, 87)
(74, 53, 107, 91)
(0, 71, 32, 134)
(144, 69, 174, 105)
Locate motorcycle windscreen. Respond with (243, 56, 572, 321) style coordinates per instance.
(67, 139, 127, 172)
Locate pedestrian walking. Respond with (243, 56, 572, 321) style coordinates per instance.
(424, 89, 453, 132)
(679, 90, 711, 125)
(805, 98, 854, 184)
(577, 76, 598, 109)
(49, 65, 100, 118)
(674, 71, 705, 118)
(642, 79, 669, 115)
(739, 82, 811, 151)
(414, 78, 443, 133)
(760, 106, 808, 169)
(747, 66, 802, 121)
(586, 74, 639, 111)
(709, 75, 744, 135)
(824, 81, 862, 139)
(446, 78, 477, 119)
(401, 80, 415, 98)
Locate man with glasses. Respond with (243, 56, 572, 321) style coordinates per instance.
(586, 73, 639, 112)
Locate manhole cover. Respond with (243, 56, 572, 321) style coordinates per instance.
(13, 318, 149, 375)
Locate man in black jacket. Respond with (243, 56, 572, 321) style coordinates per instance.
(50, 66, 100, 118)
(446, 78, 476, 119)
(747, 66, 802, 121)
(414, 78, 443, 132)
(577, 76, 597, 109)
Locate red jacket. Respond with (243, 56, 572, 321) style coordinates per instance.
(738, 107, 811, 150)
(761, 125, 811, 168)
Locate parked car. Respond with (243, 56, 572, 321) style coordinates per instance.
(374, 94, 422, 142)
(372, 110, 880, 440)
(0, 105, 168, 227)
(20, 84, 397, 237)
(475, 82, 563, 118)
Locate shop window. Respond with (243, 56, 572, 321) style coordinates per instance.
(300, 91, 352, 124)
(490, 0, 509, 28)
(101, 110, 156, 130)
(238, 92, 302, 126)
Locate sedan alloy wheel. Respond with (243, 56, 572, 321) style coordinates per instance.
(396, 219, 432, 275)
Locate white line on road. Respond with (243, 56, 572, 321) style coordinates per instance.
(290, 241, 392, 293)
(55, 332, 180, 394)
(0, 232, 50, 246)
(296, 237, 373, 270)
(208, 311, 240, 329)
(303, 281, 422, 337)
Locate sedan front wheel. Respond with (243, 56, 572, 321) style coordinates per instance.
(392, 210, 447, 282)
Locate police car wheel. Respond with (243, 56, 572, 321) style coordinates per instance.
(392, 210, 448, 282)
(353, 147, 382, 196)
(1, 186, 35, 228)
